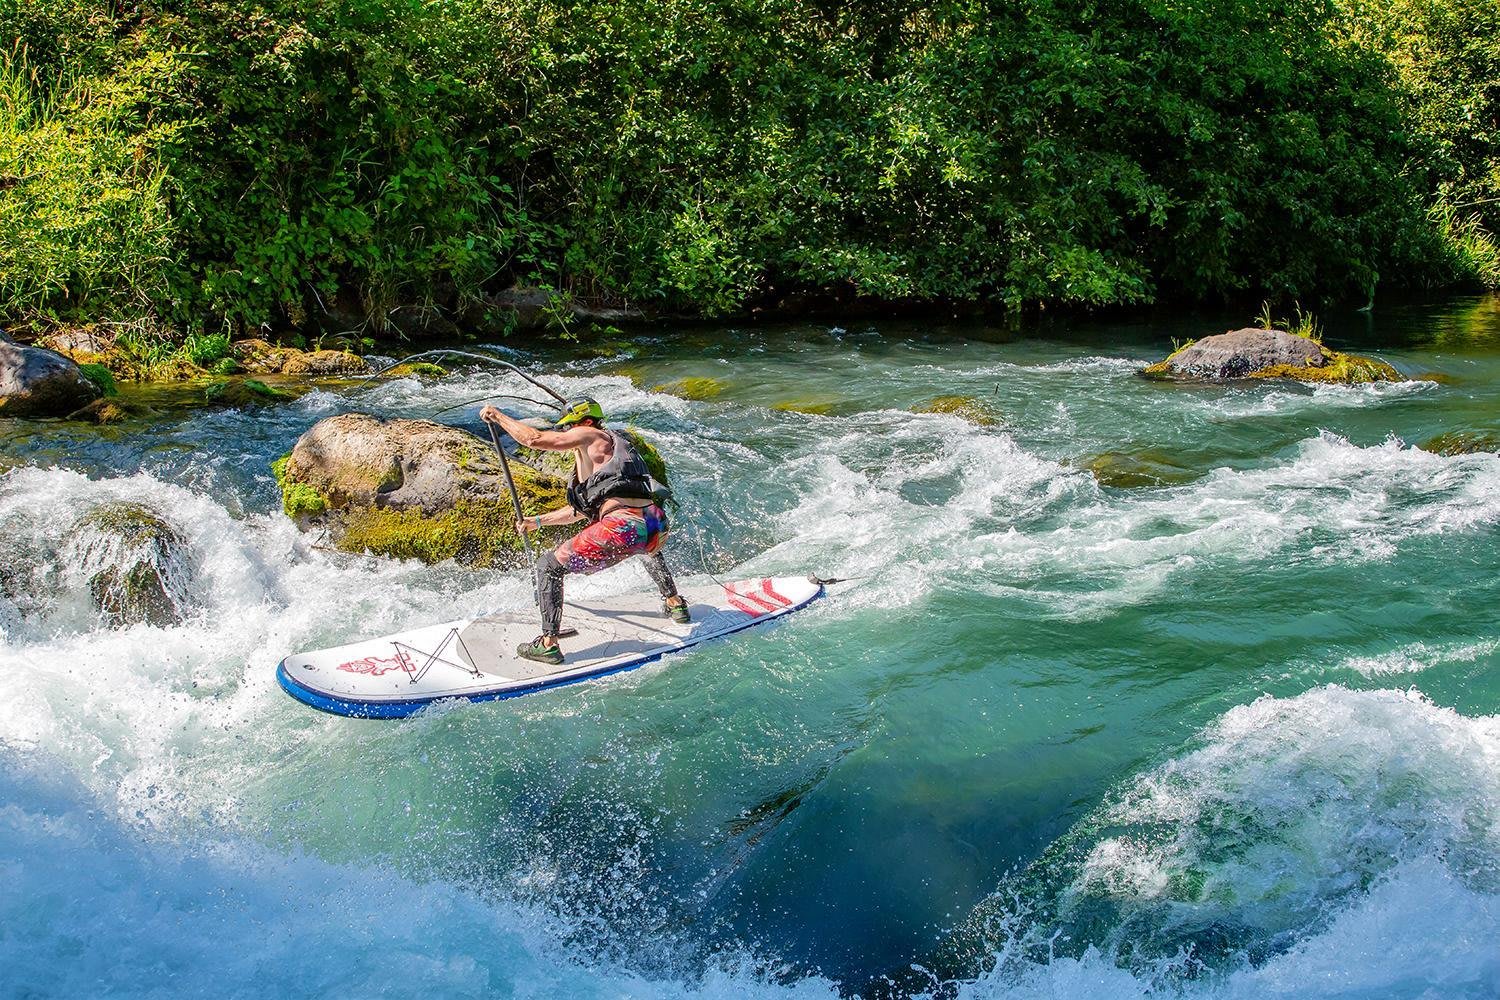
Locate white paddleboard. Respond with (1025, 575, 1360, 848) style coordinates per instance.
(277, 576, 824, 718)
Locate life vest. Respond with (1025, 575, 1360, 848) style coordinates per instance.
(566, 430, 671, 522)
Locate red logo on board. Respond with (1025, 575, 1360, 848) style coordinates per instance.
(336, 654, 410, 677)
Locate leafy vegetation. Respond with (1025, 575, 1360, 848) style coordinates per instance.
(1, 0, 1495, 342)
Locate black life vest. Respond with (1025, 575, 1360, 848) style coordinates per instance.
(566, 430, 671, 521)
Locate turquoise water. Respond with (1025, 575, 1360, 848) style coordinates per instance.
(2, 297, 1498, 997)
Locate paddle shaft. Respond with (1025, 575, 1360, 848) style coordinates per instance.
(486, 421, 539, 606)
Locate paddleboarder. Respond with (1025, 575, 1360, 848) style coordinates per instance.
(480, 398, 690, 665)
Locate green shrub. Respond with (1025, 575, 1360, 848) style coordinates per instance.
(0, 51, 182, 325)
(0, 0, 1494, 340)
(184, 331, 232, 367)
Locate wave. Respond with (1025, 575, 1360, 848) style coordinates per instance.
(944, 685, 1500, 999)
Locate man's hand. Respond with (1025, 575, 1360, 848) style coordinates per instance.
(479, 404, 504, 425)
(516, 516, 539, 535)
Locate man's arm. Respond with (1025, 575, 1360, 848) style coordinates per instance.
(518, 504, 584, 535)
(479, 405, 605, 451)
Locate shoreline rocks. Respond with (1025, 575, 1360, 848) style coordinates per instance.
(1144, 327, 1402, 384)
(0, 331, 103, 417)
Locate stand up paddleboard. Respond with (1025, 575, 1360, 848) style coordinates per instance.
(277, 576, 824, 719)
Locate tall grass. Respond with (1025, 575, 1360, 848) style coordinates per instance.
(0, 49, 180, 327)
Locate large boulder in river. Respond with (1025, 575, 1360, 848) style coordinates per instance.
(275, 413, 569, 567)
(1143, 328, 1401, 384)
(0, 332, 103, 417)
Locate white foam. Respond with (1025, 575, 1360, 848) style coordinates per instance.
(1075, 687, 1500, 949)
(0, 754, 841, 999)
(1339, 638, 1500, 677)
(1197, 379, 1434, 420)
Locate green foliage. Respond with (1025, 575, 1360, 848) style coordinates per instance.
(0, 0, 1495, 341)
(184, 331, 232, 367)
(0, 50, 181, 325)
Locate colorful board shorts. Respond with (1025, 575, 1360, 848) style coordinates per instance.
(554, 504, 669, 574)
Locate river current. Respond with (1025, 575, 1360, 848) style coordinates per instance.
(2, 299, 1498, 997)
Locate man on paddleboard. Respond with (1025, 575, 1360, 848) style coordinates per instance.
(480, 397, 690, 665)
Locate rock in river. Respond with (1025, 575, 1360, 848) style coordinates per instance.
(274, 413, 569, 567)
(1144, 327, 1401, 384)
(0, 331, 103, 417)
(68, 502, 191, 628)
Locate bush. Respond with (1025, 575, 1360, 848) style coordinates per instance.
(0, 0, 1494, 342)
(0, 51, 182, 326)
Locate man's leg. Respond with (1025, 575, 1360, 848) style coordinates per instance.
(535, 549, 567, 638)
(518, 514, 643, 663)
(636, 505, 688, 622)
(514, 548, 570, 665)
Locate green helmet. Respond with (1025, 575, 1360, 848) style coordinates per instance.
(555, 396, 604, 428)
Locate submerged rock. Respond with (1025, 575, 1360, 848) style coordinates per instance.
(0, 332, 103, 417)
(911, 395, 1001, 426)
(384, 361, 448, 379)
(1085, 450, 1199, 489)
(1420, 431, 1500, 456)
(69, 502, 190, 628)
(654, 376, 727, 401)
(771, 397, 838, 416)
(277, 413, 571, 567)
(66, 397, 146, 425)
(1144, 328, 1402, 384)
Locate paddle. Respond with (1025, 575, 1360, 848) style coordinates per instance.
(485, 419, 538, 605)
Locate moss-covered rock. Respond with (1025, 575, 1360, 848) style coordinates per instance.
(1144, 327, 1402, 384)
(385, 361, 448, 378)
(1085, 450, 1199, 489)
(271, 455, 329, 520)
(911, 395, 1001, 426)
(277, 413, 572, 567)
(70, 502, 189, 628)
(654, 376, 727, 401)
(66, 397, 143, 425)
(1246, 353, 1402, 384)
(204, 377, 297, 407)
(1420, 431, 1500, 456)
(282, 349, 369, 376)
(77, 363, 118, 396)
(232, 338, 294, 374)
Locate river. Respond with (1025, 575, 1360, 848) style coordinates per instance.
(2, 297, 1498, 997)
